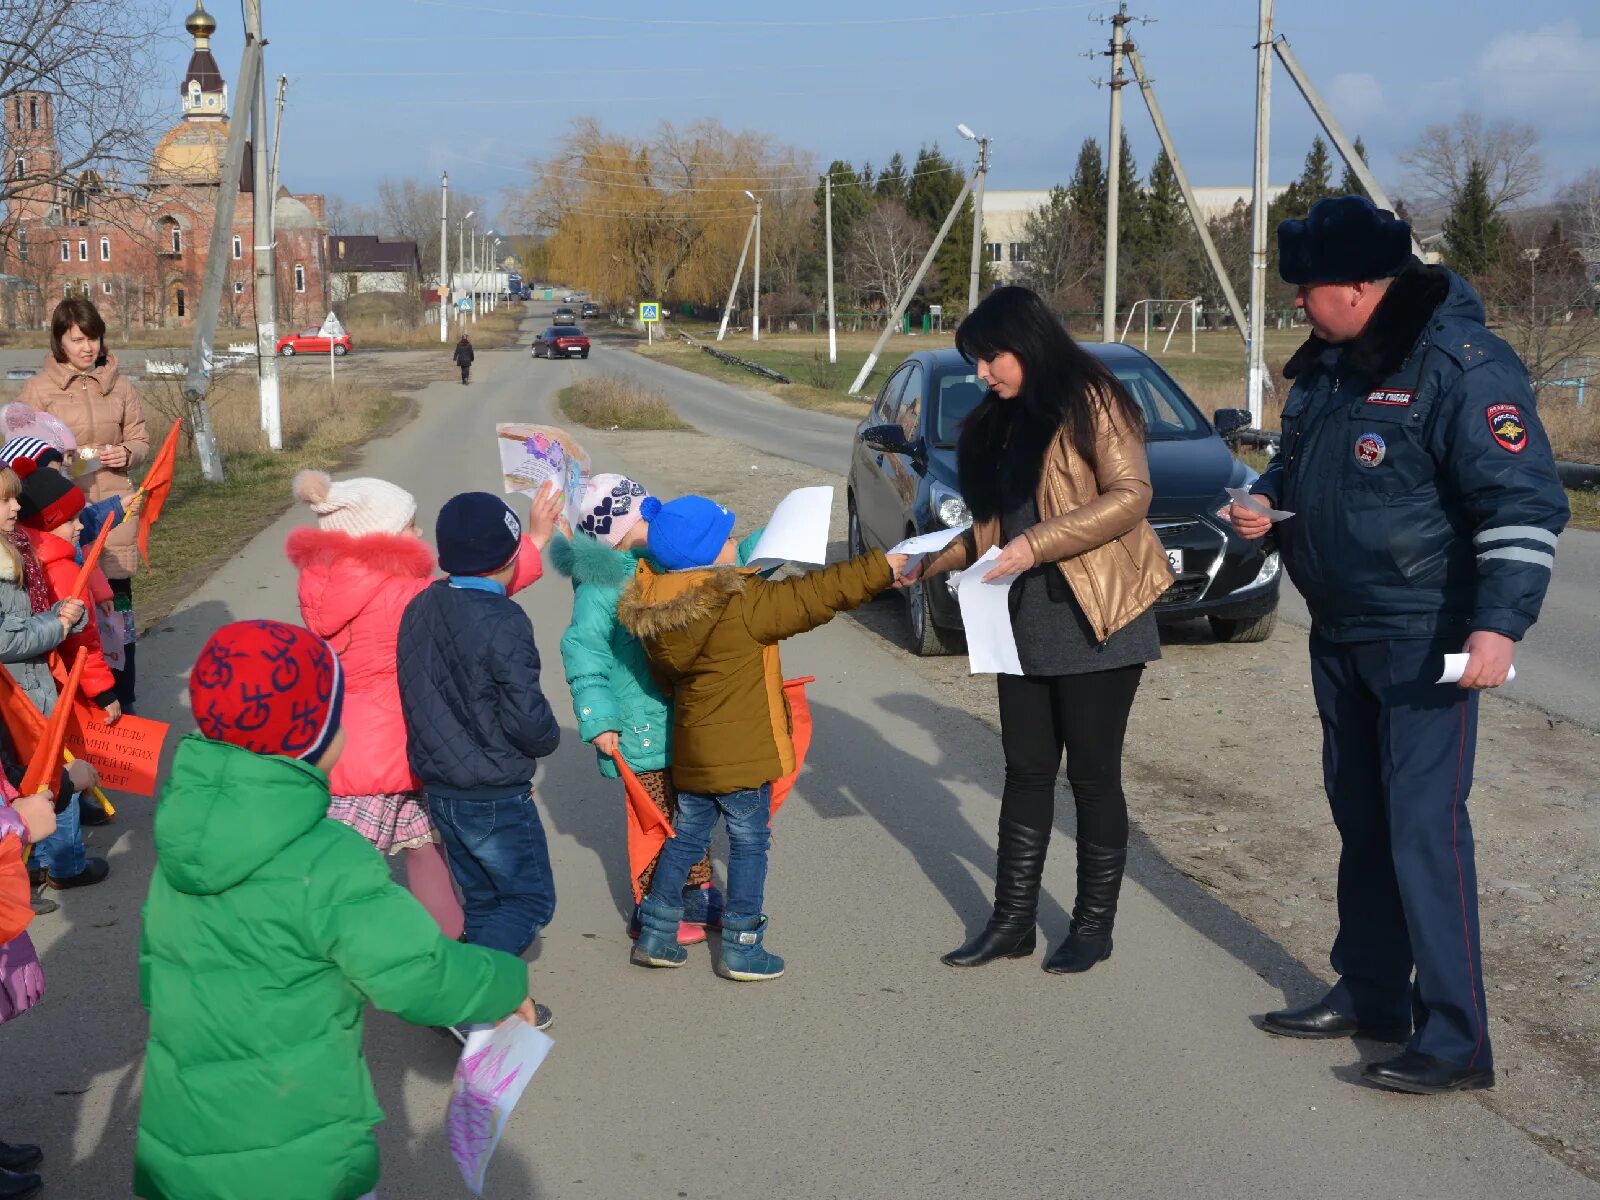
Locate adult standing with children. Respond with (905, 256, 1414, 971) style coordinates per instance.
(20, 298, 149, 716)
(1228, 196, 1568, 1094)
(908, 285, 1171, 976)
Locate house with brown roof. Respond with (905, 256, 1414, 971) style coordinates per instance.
(327, 235, 421, 301)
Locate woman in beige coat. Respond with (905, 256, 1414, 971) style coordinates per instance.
(20, 299, 149, 713)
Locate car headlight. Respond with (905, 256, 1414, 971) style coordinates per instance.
(1236, 550, 1280, 591)
(930, 481, 970, 529)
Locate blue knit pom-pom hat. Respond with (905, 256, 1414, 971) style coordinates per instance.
(642, 495, 736, 571)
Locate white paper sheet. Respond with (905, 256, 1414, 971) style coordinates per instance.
(1436, 653, 1516, 685)
(954, 547, 1023, 675)
(889, 526, 968, 558)
(496, 424, 589, 516)
(447, 1021, 554, 1195)
(745, 486, 834, 567)
(1226, 487, 1294, 522)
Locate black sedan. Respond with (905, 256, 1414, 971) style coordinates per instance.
(847, 345, 1280, 655)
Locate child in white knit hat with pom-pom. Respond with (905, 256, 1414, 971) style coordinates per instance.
(285, 469, 562, 937)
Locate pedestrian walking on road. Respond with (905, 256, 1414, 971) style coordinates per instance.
(454, 334, 475, 385)
(1229, 196, 1568, 1095)
(908, 285, 1171, 976)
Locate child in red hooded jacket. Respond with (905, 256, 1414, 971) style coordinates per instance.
(285, 470, 562, 936)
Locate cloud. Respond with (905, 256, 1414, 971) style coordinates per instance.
(1325, 73, 1387, 128)
(1474, 20, 1600, 109)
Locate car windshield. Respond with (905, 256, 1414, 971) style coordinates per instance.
(1110, 362, 1207, 440)
(930, 368, 985, 447)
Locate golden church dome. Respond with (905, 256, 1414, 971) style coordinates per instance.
(185, 2, 217, 40)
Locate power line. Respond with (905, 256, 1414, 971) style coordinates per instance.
(405, 0, 1098, 26)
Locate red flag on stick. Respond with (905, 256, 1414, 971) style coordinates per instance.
(0, 658, 48, 764)
(609, 749, 676, 904)
(67, 511, 115, 603)
(137, 419, 182, 564)
(769, 676, 815, 818)
(21, 647, 84, 796)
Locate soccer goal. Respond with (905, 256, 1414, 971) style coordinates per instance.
(1118, 298, 1202, 354)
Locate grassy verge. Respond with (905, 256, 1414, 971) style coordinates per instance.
(350, 304, 526, 351)
(1567, 488, 1600, 531)
(558, 378, 690, 432)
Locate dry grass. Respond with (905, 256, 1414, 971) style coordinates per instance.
(349, 305, 525, 351)
(1539, 389, 1600, 464)
(1568, 487, 1600, 531)
(558, 378, 690, 432)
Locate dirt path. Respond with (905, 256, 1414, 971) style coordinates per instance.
(574, 421, 1600, 1181)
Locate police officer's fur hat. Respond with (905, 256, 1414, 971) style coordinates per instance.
(1278, 195, 1412, 286)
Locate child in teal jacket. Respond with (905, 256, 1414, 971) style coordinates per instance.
(552, 474, 763, 944)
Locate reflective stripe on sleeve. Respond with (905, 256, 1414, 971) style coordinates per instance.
(1477, 547, 1555, 570)
(1474, 526, 1559, 549)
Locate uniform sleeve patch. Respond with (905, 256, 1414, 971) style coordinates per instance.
(1486, 403, 1527, 453)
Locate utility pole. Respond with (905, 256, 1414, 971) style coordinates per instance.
(249, 2, 281, 451)
(267, 74, 286, 330)
(182, 29, 263, 483)
(848, 168, 977, 395)
(1102, 4, 1131, 342)
(1247, 0, 1275, 427)
(457, 217, 466, 331)
(824, 173, 837, 363)
(1125, 47, 1248, 340)
(470, 231, 478, 325)
(717, 208, 757, 342)
(438, 172, 448, 343)
(959, 124, 990, 315)
(751, 195, 762, 342)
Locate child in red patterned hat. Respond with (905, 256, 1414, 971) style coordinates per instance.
(136, 619, 540, 1200)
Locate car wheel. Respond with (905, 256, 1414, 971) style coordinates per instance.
(279, 345, 295, 356)
(1208, 611, 1279, 643)
(580, 351, 589, 359)
(333, 344, 347, 357)
(847, 495, 865, 558)
(905, 573, 957, 657)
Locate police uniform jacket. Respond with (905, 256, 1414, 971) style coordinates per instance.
(1253, 262, 1568, 643)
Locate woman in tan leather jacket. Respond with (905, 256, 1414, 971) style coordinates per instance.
(908, 286, 1171, 974)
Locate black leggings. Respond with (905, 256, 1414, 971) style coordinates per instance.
(108, 576, 135, 709)
(996, 666, 1144, 849)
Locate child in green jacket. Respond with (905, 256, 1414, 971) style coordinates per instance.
(136, 620, 536, 1200)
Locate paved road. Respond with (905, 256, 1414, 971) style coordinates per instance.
(8, 311, 1594, 1198)
(582, 327, 1599, 729)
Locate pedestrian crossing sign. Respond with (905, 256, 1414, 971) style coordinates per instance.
(638, 302, 660, 323)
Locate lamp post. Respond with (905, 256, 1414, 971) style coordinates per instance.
(958, 123, 990, 315)
(457, 209, 474, 329)
(745, 188, 762, 342)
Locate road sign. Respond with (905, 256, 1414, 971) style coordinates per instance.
(638, 302, 660, 323)
(318, 311, 346, 338)
(458, 297, 473, 312)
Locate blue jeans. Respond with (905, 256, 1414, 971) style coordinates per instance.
(648, 785, 770, 920)
(31, 791, 85, 879)
(427, 792, 555, 957)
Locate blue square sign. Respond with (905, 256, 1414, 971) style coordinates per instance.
(638, 302, 660, 323)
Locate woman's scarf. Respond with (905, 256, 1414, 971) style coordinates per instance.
(7, 531, 51, 616)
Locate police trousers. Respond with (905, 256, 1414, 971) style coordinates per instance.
(1309, 632, 1492, 1070)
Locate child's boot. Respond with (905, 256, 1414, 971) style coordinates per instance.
(629, 894, 688, 969)
(677, 882, 723, 946)
(716, 913, 785, 982)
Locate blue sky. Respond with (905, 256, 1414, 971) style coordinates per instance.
(172, 0, 1599, 221)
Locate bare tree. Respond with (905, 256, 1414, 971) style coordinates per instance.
(1020, 186, 1098, 311)
(844, 199, 931, 311)
(1559, 169, 1600, 277)
(0, 1, 169, 215)
(325, 194, 379, 237)
(1399, 113, 1544, 213)
(375, 178, 486, 289)
(1481, 221, 1595, 398)
(101, 273, 141, 342)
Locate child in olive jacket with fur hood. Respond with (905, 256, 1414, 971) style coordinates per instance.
(617, 495, 903, 980)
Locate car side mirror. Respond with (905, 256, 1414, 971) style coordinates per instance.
(1213, 408, 1252, 437)
(860, 423, 918, 457)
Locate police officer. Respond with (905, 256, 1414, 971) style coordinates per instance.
(1230, 196, 1568, 1094)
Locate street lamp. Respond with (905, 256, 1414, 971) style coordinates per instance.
(958, 123, 991, 315)
(745, 189, 762, 342)
(457, 210, 475, 328)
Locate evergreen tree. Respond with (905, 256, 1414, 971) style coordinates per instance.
(906, 145, 963, 231)
(875, 153, 909, 205)
(1145, 147, 1185, 242)
(1339, 135, 1368, 197)
(1298, 135, 1334, 203)
(1444, 159, 1510, 277)
(813, 160, 870, 251)
(1066, 137, 1107, 241)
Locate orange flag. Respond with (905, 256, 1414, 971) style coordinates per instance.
(769, 676, 815, 818)
(0, 658, 48, 767)
(610, 749, 676, 904)
(68, 511, 115, 603)
(22, 647, 83, 796)
(137, 418, 182, 563)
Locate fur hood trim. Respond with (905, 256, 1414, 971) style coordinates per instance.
(1284, 259, 1451, 384)
(548, 531, 639, 589)
(284, 525, 436, 578)
(616, 566, 748, 642)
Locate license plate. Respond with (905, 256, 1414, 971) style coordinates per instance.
(1165, 549, 1184, 574)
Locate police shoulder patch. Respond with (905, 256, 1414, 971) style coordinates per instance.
(1486, 403, 1527, 454)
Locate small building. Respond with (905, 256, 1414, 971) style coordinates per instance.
(327, 235, 422, 301)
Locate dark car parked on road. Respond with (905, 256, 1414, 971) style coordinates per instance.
(847, 345, 1280, 655)
(580, 301, 601, 319)
(532, 325, 590, 359)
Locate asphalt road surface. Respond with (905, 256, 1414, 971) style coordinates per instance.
(6, 314, 1596, 1199)
(583, 325, 1597, 730)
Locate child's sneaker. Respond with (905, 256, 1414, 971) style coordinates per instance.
(629, 895, 687, 969)
(716, 914, 785, 982)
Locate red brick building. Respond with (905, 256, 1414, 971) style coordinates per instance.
(0, 1, 329, 333)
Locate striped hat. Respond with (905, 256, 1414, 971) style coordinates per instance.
(0, 436, 63, 470)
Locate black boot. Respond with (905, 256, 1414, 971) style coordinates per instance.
(1043, 840, 1126, 974)
(942, 818, 1049, 967)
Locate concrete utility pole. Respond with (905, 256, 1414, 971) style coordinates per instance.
(470, 231, 478, 325)
(1125, 47, 1248, 340)
(1102, 4, 1131, 342)
(717, 208, 757, 342)
(750, 193, 762, 342)
(182, 34, 263, 483)
(248, 2, 281, 451)
(959, 123, 990, 315)
(438, 172, 448, 343)
(824, 173, 837, 363)
(1247, 0, 1275, 427)
(848, 169, 977, 395)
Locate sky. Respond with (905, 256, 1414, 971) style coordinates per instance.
(165, 0, 1600, 226)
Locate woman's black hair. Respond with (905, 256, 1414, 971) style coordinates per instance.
(953, 285, 1144, 521)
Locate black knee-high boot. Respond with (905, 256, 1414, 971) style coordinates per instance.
(942, 818, 1049, 967)
(1043, 840, 1126, 974)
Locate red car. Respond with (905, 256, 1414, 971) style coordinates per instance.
(277, 327, 352, 356)
(532, 324, 590, 359)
